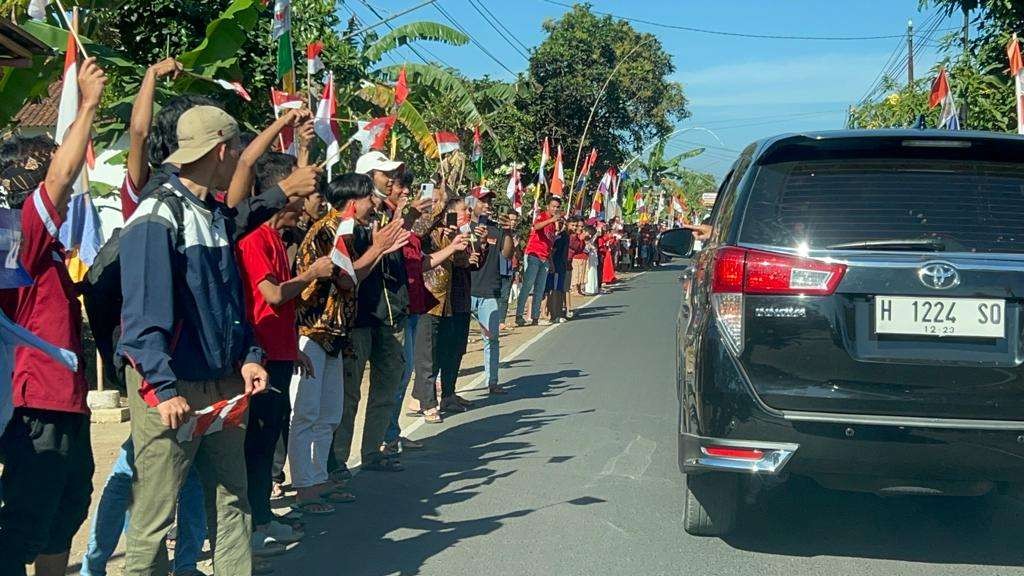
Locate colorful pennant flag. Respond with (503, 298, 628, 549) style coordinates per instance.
(306, 40, 324, 75)
(537, 137, 549, 188)
(1009, 34, 1024, 135)
(314, 72, 341, 179)
(929, 68, 959, 130)
(549, 144, 565, 198)
(273, 0, 296, 92)
(176, 393, 250, 443)
(435, 131, 461, 155)
(589, 190, 604, 220)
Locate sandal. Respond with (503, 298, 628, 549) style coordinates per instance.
(322, 490, 356, 504)
(423, 409, 443, 424)
(294, 500, 336, 515)
(454, 394, 474, 407)
(328, 468, 352, 483)
(488, 385, 508, 395)
(362, 456, 404, 472)
(270, 482, 286, 500)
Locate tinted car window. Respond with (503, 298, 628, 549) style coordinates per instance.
(739, 159, 1024, 254)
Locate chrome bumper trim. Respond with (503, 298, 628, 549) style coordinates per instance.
(781, 410, 1024, 431)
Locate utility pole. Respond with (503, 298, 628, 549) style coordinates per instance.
(907, 19, 914, 86)
(961, 4, 970, 127)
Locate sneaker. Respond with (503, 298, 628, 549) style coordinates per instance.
(537, 318, 553, 326)
(252, 531, 287, 558)
(514, 316, 528, 327)
(263, 520, 304, 544)
(556, 317, 567, 324)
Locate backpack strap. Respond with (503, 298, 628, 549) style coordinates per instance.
(151, 183, 186, 250)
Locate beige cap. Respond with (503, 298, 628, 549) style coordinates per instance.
(164, 106, 239, 165)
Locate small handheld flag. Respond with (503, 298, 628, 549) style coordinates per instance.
(435, 131, 461, 155)
(314, 73, 341, 178)
(549, 144, 565, 198)
(176, 394, 250, 443)
(306, 41, 324, 75)
(330, 215, 358, 285)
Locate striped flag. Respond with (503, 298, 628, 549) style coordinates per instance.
(929, 68, 960, 130)
(330, 206, 358, 285)
(471, 126, 483, 183)
(314, 72, 340, 179)
(307, 40, 324, 75)
(350, 117, 395, 153)
(589, 190, 604, 219)
(1009, 34, 1024, 135)
(537, 137, 549, 188)
(549, 144, 565, 198)
(55, 16, 102, 267)
(271, 89, 302, 156)
(273, 0, 295, 92)
(211, 79, 251, 101)
(506, 165, 523, 214)
(435, 131, 460, 155)
(176, 394, 250, 443)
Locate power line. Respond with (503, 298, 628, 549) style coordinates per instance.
(355, 0, 436, 66)
(471, 0, 531, 54)
(434, 2, 519, 76)
(538, 0, 958, 41)
(466, 0, 530, 60)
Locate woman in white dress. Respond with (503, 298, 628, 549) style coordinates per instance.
(584, 230, 599, 296)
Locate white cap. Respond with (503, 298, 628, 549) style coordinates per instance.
(355, 151, 404, 175)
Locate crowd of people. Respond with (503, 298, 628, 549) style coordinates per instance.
(0, 57, 654, 576)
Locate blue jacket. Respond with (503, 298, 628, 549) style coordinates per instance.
(117, 175, 285, 404)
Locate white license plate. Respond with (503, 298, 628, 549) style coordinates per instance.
(875, 296, 1006, 338)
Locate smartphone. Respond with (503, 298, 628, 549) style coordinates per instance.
(445, 212, 458, 227)
(477, 214, 489, 226)
(419, 182, 434, 200)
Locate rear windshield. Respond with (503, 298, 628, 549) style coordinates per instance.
(739, 159, 1024, 254)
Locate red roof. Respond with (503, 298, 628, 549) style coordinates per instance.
(13, 81, 61, 128)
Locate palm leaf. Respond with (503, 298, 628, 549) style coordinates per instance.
(365, 21, 468, 64)
(666, 147, 704, 165)
(176, 0, 260, 88)
(20, 20, 138, 72)
(355, 82, 438, 158)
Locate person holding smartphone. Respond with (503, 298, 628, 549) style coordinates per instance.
(515, 196, 563, 326)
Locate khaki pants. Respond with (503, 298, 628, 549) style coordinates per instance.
(124, 370, 251, 576)
(333, 322, 406, 466)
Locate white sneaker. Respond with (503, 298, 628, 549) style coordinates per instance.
(537, 319, 553, 326)
(251, 531, 287, 557)
(264, 520, 304, 543)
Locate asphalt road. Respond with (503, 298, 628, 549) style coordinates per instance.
(280, 264, 1024, 576)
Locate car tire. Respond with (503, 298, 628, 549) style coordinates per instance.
(683, 472, 739, 536)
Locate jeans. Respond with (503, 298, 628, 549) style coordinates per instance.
(81, 439, 205, 576)
(515, 255, 550, 321)
(496, 276, 513, 325)
(385, 314, 419, 445)
(471, 297, 501, 387)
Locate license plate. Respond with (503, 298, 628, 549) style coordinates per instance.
(875, 296, 1005, 338)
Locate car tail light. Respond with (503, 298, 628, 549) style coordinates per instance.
(710, 247, 847, 355)
(702, 446, 764, 460)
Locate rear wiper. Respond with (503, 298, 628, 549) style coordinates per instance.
(825, 238, 946, 251)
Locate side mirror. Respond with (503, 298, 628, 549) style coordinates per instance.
(657, 228, 695, 258)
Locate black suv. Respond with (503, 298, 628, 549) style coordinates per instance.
(658, 130, 1024, 537)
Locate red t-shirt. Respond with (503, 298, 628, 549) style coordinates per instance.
(524, 211, 556, 261)
(13, 185, 87, 414)
(236, 224, 298, 362)
(403, 234, 439, 315)
(120, 173, 140, 221)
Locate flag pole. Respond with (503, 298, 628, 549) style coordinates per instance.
(318, 138, 354, 170)
(53, 0, 89, 58)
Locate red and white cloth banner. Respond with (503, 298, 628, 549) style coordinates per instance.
(1009, 34, 1024, 135)
(271, 89, 302, 156)
(212, 79, 251, 101)
(435, 131, 461, 155)
(549, 144, 565, 198)
(506, 166, 523, 214)
(314, 72, 341, 178)
(330, 205, 358, 285)
(307, 40, 324, 75)
(928, 68, 959, 130)
(176, 393, 250, 443)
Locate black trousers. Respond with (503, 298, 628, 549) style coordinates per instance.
(244, 360, 293, 526)
(411, 313, 471, 410)
(0, 408, 93, 575)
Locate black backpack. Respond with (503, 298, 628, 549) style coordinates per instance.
(77, 185, 185, 390)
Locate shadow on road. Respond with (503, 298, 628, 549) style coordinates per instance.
(277, 368, 600, 576)
(725, 476, 1024, 568)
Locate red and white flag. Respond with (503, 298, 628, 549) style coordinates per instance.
(271, 89, 302, 156)
(307, 40, 324, 75)
(394, 66, 409, 108)
(330, 206, 358, 285)
(1009, 34, 1024, 135)
(212, 78, 251, 101)
(176, 393, 250, 443)
(928, 68, 960, 130)
(506, 166, 523, 214)
(314, 72, 341, 178)
(350, 117, 395, 153)
(549, 144, 565, 198)
(435, 131, 460, 155)
(537, 137, 550, 188)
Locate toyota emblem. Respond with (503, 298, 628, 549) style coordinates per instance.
(918, 262, 960, 290)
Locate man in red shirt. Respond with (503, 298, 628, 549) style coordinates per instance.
(515, 196, 563, 326)
(0, 58, 106, 576)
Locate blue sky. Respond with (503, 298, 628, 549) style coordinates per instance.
(344, 0, 962, 180)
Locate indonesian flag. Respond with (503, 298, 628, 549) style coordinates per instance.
(471, 126, 482, 162)
(350, 117, 395, 153)
(271, 89, 302, 156)
(314, 72, 341, 178)
(506, 166, 523, 214)
(394, 66, 409, 107)
(307, 40, 324, 75)
(435, 131, 460, 155)
(929, 68, 960, 130)
(330, 204, 358, 284)
(1009, 34, 1024, 135)
(56, 18, 102, 266)
(211, 79, 252, 101)
(176, 394, 250, 443)
(549, 144, 565, 198)
(537, 137, 549, 187)
(635, 190, 646, 212)
(273, 0, 295, 92)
